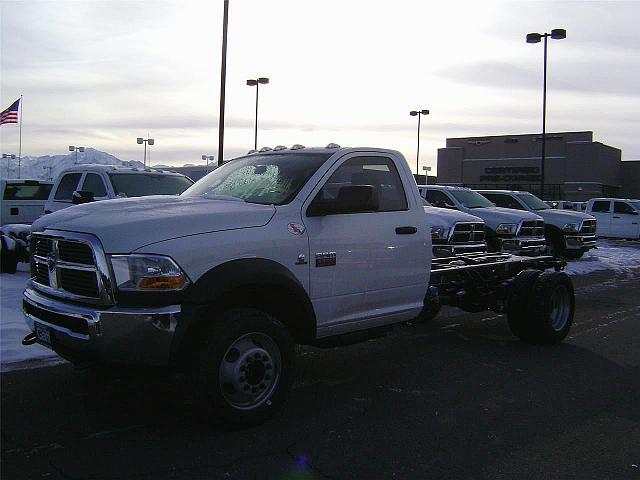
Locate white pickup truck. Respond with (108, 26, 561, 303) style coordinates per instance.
(23, 145, 573, 427)
(1, 179, 53, 225)
(421, 185, 547, 255)
(44, 165, 194, 214)
(585, 198, 640, 239)
(477, 190, 597, 259)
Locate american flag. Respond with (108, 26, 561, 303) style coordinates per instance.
(0, 99, 20, 125)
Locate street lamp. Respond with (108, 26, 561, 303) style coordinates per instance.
(136, 137, 154, 167)
(2, 153, 16, 178)
(526, 28, 566, 199)
(202, 155, 215, 168)
(246, 77, 269, 150)
(409, 109, 429, 175)
(68, 145, 85, 164)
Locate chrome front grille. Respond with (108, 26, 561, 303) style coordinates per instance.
(580, 220, 597, 235)
(450, 223, 486, 244)
(519, 220, 544, 237)
(30, 231, 114, 305)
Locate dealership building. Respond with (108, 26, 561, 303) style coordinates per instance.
(436, 131, 640, 201)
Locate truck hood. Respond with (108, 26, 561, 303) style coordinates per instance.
(31, 195, 276, 253)
(461, 207, 543, 229)
(424, 206, 484, 227)
(534, 209, 595, 226)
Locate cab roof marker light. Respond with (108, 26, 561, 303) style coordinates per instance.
(273, 145, 287, 151)
(326, 143, 341, 149)
(291, 144, 305, 150)
(259, 147, 273, 152)
(247, 149, 258, 154)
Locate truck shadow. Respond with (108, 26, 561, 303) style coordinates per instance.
(2, 315, 639, 479)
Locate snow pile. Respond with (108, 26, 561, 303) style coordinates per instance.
(564, 239, 640, 275)
(0, 148, 144, 181)
(0, 264, 64, 372)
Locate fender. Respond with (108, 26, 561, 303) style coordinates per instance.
(172, 258, 317, 359)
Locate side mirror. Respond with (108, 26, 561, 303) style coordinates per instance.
(72, 190, 95, 205)
(307, 185, 379, 217)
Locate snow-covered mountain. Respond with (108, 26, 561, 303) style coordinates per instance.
(1, 149, 144, 181)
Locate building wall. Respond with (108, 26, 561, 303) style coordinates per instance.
(437, 131, 627, 200)
(621, 161, 640, 199)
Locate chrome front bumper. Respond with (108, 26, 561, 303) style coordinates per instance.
(23, 285, 181, 365)
(564, 234, 597, 250)
(499, 236, 546, 255)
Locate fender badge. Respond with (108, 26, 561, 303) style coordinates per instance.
(287, 223, 306, 235)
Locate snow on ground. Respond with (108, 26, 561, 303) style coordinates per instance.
(564, 239, 640, 275)
(0, 263, 65, 372)
(0, 239, 638, 372)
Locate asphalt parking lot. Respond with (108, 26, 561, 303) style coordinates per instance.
(2, 267, 639, 480)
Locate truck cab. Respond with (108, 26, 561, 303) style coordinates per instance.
(586, 198, 640, 239)
(44, 165, 194, 214)
(421, 185, 546, 255)
(477, 190, 597, 259)
(1, 179, 53, 225)
(417, 186, 486, 257)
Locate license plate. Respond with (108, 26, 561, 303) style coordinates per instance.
(34, 322, 52, 346)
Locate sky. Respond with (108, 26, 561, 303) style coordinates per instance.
(1, 0, 640, 173)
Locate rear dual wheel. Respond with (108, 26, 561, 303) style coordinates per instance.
(507, 270, 575, 344)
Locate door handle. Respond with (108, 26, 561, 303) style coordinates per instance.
(395, 226, 417, 235)
(613, 216, 620, 219)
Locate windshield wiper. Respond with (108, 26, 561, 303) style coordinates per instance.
(201, 193, 245, 202)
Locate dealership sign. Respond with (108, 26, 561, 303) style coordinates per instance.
(480, 166, 541, 182)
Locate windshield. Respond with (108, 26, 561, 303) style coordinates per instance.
(450, 190, 494, 208)
(181, 153, 331, 205)
(517, 193, 550, 211)
(108, 174, 193, 197)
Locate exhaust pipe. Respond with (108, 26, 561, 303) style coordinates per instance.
(22, 332, 37, 346)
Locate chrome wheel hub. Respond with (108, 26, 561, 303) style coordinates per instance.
(219, 333, 281, 410)
(549, 285, 571, 331)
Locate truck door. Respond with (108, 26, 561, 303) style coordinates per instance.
(590, 200, 612, 237)
(303, 154, 428, 333)
(47, 173, 83, 212)
(612, 201, 639, 238)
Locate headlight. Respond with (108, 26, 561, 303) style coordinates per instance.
(562, 223, 579, 233)
(110, 255, 190, 291)
(430, 226, 449, 240)
(495, 223, 518, 235)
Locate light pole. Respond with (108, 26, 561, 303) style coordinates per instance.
(526, 28, 566, 199)
(410, 109, 429, 175)
(2, 153, 16, 178)
(246, 77, 269, 150)
(68, 145, 85, 164)
(136, 137, 154, 167)
(202, 155, 215, 168)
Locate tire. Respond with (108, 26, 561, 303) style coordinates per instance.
(564, 250, 585, 259)
(196, 308, 295, 429)
(508, 271, 575, 345)
(0, 235, 18, 274)
(507, 269, 544, 339)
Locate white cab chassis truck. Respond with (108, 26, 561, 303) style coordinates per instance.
(478, 190, 597, 259)
(23, 146, 573, 427)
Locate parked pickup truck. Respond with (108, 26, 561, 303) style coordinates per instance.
(477, 190, 597, 259)
(1, 179, 53, 225)
(23, 145, 572, 427)
(421, 185, 546, 255)
(44, 165, 194, 214)
(417, 186, 486, 257)
(585, 198, 640, 239)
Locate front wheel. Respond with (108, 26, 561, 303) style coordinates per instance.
(196, 308, 295, 428)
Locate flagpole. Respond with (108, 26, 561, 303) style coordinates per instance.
(18, 94, 23, 178)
